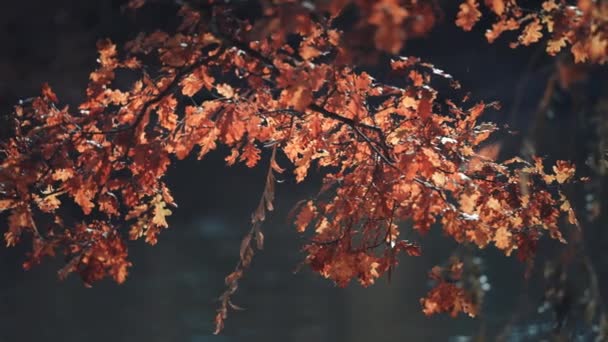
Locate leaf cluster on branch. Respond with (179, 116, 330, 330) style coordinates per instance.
(457, 0, 608, 63)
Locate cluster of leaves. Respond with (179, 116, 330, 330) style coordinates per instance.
(456, 0, 608, 63)
(420, 261, 478, 318)
(0, 0, 592, 334)
(317, 0, 441, 55)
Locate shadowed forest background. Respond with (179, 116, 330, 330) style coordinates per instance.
(0, 1, 607, 341)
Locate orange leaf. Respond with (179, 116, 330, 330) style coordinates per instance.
(239, 143, 261, 168)
(519, 19, 543, 46)
(41, 83, 59, 103)
(456, 0, 482, 31)
(553, 160, 575, 184)
(295, 201, 317, 232)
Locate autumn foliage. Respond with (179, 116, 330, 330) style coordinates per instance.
(0, 0, 601, 334)
(456, 0, 608, 63)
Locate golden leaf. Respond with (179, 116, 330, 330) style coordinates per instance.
(494, 227, 512, 250)
(217, 83, 235, 98)
(547, 36, 568, 55)
(519, 19, 543, 46)
(152, 195, 172, 228)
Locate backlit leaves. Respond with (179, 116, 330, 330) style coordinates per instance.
(180, 66, 214, 96)
(421, 262, 477, 317)
(457, 0, 608, 63)
(0, 0, 584, 334)
(295, 201, 317, 233)
(554, 160, 576, 184)
(152, 195, 172, 229)
(456, 0, 482, 31)
(519, 19, 543, 46)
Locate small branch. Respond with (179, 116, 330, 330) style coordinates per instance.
(214, 145, 277, 334)
(84, 50, 224, 137)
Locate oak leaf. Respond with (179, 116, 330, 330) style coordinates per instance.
(152, 196, 172, 228)
(519, 19, 543, 46)
(456, 0, 482, 31)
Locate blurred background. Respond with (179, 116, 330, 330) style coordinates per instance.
(0, 1, 607, 341)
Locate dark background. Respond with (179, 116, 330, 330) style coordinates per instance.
(0, 1, 606, 341)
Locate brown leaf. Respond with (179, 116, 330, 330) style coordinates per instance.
(239, 233, 252, 262)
